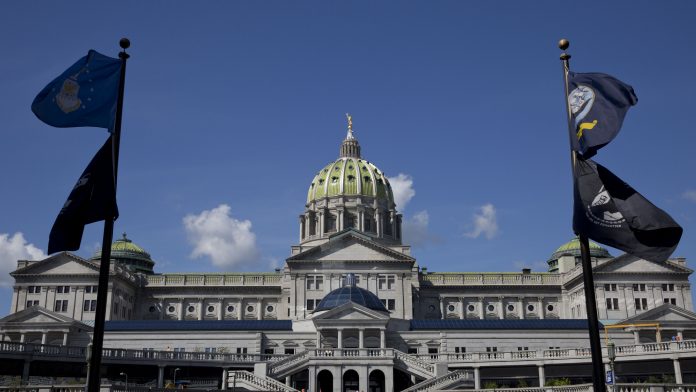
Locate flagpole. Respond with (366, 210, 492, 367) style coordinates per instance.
(86, 38, 130, 392)
(558, 38, 606, 392)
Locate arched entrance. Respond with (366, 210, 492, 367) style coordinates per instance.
(317, 369, 333, 392)
(369, 369, 385, 392)
(343, 369, 359, 392)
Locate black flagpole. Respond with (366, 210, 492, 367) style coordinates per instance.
(558, 39, 606, 392)
(86, 38, 130, 392)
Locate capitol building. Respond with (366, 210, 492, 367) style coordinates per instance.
(1, 123, 695, 391)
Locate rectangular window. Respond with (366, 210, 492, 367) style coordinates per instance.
(662, 284, 675, 291)
(28, 286, 41, 294)
(236, 347, 248, 354)
(56, 285, 70, 294)
(85, 285, 99, 294)
(549, 346, 560, 350)
(340, 274, 360, 286)
(407, 347, 418, 354)
(387, 299, 395, 311)
(54, 300, 68, 312)
(378, 275, 397, 290)
(633, 284, 646, 292)
(604, 284, 617, 292)
(306, 299, 315, 311)
(606, 298, 619, 310)
(173, 348, 186, 352)
(517, 347, 529, 351)
(486, 347, 498, 352)
(83, 299, 98, 312)
(664, 298, 677, 305)
(26, 300, 39, 307)
(306, 275, 324, 290)
(635, 298, 648, 310)
(284, 348, 295, 355)
(264, 348, 274, 355)
(454, 347, 466, 353)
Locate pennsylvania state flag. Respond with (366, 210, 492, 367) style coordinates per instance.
(568, 72, 638, 158)
(573, 158, 682, 263)
(48, 136, 119, 254)
(32, 50, 121, 130)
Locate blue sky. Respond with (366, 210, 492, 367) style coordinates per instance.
(1, 1, 695, 313)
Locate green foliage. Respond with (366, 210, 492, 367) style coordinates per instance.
(517, 379, 529, 388)
(545, 378, 572, 386)
(483, 381, 498, 389)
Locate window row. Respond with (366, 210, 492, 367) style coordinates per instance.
(605, 283, 677, 292)
(148, 304, 276, 314)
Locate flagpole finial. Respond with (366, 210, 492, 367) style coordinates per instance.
(120, 38, 130, 50)
(558, 39, 569, 51)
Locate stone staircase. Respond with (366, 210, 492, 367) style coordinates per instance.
(401, 369, 472, 392)
(228, 370, 298, 392)
(393, 349, 436, 379)
(267, 350, 311, 378)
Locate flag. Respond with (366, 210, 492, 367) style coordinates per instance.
(568, 72, 638, 158)
(573, 158, 682, 262)
(48, 136, 119, 254)
(32, 50, 121, 130)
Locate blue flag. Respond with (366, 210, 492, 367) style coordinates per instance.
(48, 136, 118, 254)
(32, 50, 121, 130)
(573, 158, 682, 263)
(568, 72, 638, 158)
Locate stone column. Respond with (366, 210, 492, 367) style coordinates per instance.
(218, 299, 223, 320)
(198, 299, 204, 321)
(498, 297, 504, 319)
(358, 366, 368, 392)
(319, 211, 325, 235)
(439, 298, 445, 319)
(474, 367, 480, 390)
(22, 360, 30, 382)
(376, 211, 383, 238)
(337, 208, 344, 231)
(285, 376, 291, 386)
(238, 300, 243, 320)
(338, 329, 343, 349)
(333, 368, 342, 392)
(221, 368, 228, 390)
(674, 359, 683, 384)
(538, 365, 545, 387)
(380, 329, 386, 349)
(537, 298, 544, 319)
(459, 297, 465, 319)
(20, 333, 25, 343)
(257, 298, 263, 320)
(677, 330, 684, 340)
(157, 365, 165, 388)
(357, 329, 363, 348)
(479, 298, 485, 320)
(633, 330, 640, 344)
(316, 331, 321, 349)
(384, 365, 394, 391)
(41, 332, 47, 345)
(299, 215, 305, 243)
(518, 297, 524, 319)
(62, 332, 68, 346)
(308, 366, 316, 392)
(178, 299, 184, 321)
(159, 300, 165, 320)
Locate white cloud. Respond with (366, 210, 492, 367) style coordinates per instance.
(403, 210, 431, 247)
(0, 232, 46, 287)
(464, 203, 499, 240)
(683, 190, 696, 203)
(388, 173, 415, 211)
(183, 204, 259, 268)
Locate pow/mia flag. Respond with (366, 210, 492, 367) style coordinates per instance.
(568, 72, 638, 158)
(48, 136, 119, 254)
(573, 158, 682, 263)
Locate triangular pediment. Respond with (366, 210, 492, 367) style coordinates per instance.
(593, 254, 692, 275)
(313, 302, 389, 323)
(11, 252, 99, 276)
(619, 304, 696, 323)
(0, 306, 91, 329)
(288, 230, 414, 263)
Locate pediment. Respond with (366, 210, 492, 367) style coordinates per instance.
(0, 306, 88, 327)
(12, 252, 99, 276)
(288, 230, 414, 263)
(619, 304, 696, 323)
(594, 254, 691, 275)
(313, 302, 389, 322)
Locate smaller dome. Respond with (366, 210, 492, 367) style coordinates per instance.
(315, 276, 388, 313)
(549, 237, 611, 261)
(91, 233, 155, 274)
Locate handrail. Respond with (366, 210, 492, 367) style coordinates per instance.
(401, 369, 471, 392)
(230, 370, 298, 392)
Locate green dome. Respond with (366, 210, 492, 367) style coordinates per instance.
(549, 237, 611, 261)
(306, 158, 395, 206)
(91, 233, 155, 274)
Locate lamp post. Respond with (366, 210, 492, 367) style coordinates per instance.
(607, 341, 616, 392)
(119, 372, 128, 392)
(84, 343, 92, 392)
(174, 368, 181, 389)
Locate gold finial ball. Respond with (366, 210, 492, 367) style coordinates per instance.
(558, 39, 570, 51)
(120, 38, 131, 49)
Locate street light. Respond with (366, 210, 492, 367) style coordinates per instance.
(119, 372, 128, 392)
(607, 341, 616, 391)
(173, 368, 181, 389)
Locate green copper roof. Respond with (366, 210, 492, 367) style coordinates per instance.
(91, 233, 155, 274)
(307, 158, 395, 206)
(549, 237, 611, 261)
